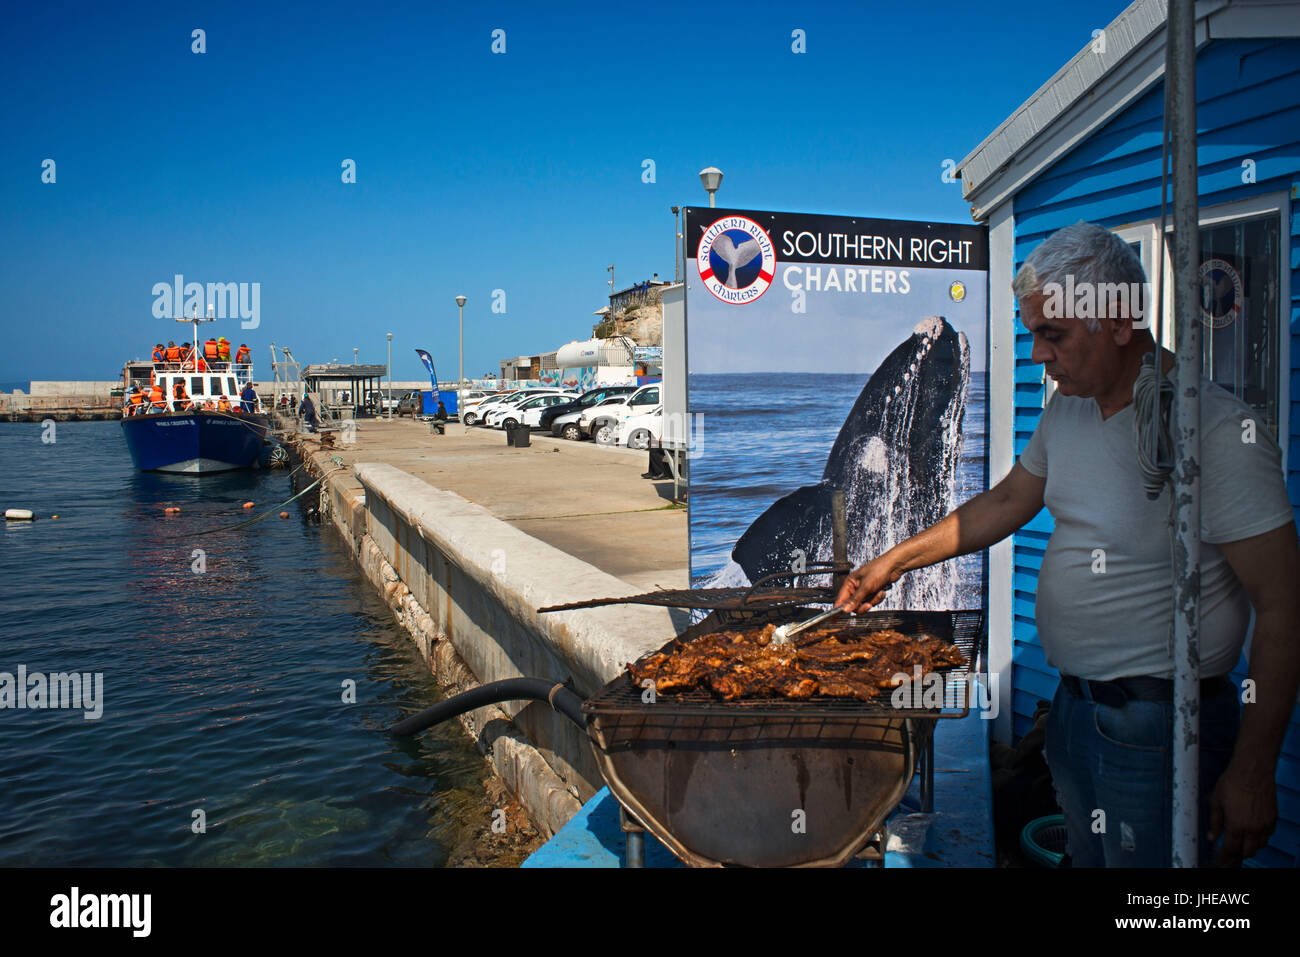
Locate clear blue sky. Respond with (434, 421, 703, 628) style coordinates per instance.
(0, 0, 1130, 383)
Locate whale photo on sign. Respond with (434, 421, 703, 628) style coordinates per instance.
(697, 215, 776, 304)
(682, 206, 989, 612)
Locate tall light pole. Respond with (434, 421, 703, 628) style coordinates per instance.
(353, 347, 358, 364)
(699, 166, 723, 207)
(607, 264, 615, 298)
(386, 332, 393, 420)
(455, 295, 467, 391)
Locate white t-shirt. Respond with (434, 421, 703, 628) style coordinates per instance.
(1018, 378, 1293, 680)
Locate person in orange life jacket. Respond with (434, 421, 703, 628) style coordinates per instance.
(217, 396, 232, 412)
(204, 338, 219, 362)
(127, 387, 145, 415)
(235, 343, 251, 365)
(152, 344, 165, 363)
(149, 382, 165, 410)
(172, 380, 192, 410)
(165, 341, 181, 364)
(217, 338, 231, 364)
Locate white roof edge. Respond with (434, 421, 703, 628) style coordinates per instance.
(956, 0, 1297, 221)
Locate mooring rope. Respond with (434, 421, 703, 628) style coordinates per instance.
(177, 466, 349, 538)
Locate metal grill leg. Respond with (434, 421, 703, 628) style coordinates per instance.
(920, 731, 935, 813)
(620, 806, 646, 868)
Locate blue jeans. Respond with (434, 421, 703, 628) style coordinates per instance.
(1043, 677, 1239, 867)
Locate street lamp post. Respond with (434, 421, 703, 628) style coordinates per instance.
(455, 295, 467, 393)
(699, 166, 723, 207)
(386, 332, 393, 420)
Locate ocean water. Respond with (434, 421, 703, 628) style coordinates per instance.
(688, 371, 987, 608)
(0, 421, 488, 866)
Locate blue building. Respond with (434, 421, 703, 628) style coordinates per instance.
(956, 0, 1300, 867)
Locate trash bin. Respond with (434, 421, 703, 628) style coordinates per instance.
(505, 422, 530, 447)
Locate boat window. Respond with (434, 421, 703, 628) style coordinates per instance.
(210, 377, 223, 394)
(228, 378, 237, 394)
(191, 376, 204, 393)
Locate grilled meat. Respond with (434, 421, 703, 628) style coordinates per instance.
(627, 623, 965, 702)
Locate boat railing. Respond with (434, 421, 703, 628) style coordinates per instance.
(150, 359, 254, 379)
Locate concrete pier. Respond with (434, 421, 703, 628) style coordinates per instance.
(291, 419, 689, 837)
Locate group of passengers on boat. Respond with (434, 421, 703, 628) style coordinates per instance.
(151, 338, 252, 372)
(122, 340, 261, 417)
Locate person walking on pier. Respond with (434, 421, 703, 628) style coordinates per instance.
(835, 221, 1300, 869)
(299, 394, 318, 432)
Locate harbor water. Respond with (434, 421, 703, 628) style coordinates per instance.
(0, 421, 497, 866)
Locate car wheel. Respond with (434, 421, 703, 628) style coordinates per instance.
(562, 424, 582, 441)
(464, 412, 478, 426)
(503, 418, 518, 430)
(595, 422, 615, 445)
(628, 429, 651, 450)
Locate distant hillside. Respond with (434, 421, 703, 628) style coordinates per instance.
(593, 286, 664, 346)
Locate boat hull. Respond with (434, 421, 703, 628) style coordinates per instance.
(121, 412, 268, 473)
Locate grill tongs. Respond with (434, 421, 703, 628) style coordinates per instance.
(769, 604, 846, 646)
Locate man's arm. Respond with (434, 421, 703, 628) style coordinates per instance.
(1210, 521, 1300, 865)
(836, 462, 1046, 612)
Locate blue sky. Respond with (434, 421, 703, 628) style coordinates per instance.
(0, 0, 1131, 383)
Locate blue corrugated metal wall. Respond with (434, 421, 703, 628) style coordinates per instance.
(1007, 38, 1300, 867)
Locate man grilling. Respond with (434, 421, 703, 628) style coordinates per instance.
(835, 222, 1300, 868)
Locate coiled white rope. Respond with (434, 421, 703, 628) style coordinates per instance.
(1133, 352, 1176, 500)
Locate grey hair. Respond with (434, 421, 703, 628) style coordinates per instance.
(1012, 222, 1147, 332)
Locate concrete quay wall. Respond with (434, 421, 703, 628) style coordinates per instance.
(301, 449, 678, 837)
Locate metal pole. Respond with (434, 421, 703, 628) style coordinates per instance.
(459, 303, 464, 389)
(1168, 0, 1201, 869)
(386, 334, 392, 420)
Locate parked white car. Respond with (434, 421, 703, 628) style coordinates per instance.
(579, 384, 660, 444)
(497, 392, 576, 430)
(462, 390, 521, 426)
(485, 390, 569, 428)
(616, 404, 663, 449)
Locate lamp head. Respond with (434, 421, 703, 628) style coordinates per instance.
(455, 295, 467, 308)
(698, 166, 723, 193)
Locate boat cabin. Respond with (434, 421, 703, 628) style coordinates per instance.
(122, 362, 248, 415)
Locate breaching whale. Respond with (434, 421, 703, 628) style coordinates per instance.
(729, 316, 970, 609)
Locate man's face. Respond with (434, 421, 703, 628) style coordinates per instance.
(1020, 291, 1127, 398)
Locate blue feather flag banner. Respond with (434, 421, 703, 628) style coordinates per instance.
(414, 349, 439, 395)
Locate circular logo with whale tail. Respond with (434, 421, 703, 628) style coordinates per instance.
(697, 216, 776, 304)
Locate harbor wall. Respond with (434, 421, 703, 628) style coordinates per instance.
(297, 446, 678, 837)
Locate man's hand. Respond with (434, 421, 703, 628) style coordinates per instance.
(835, 555, 901, 613)
(1209, 760, 1277, 865)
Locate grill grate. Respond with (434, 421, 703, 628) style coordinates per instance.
(585, 609, 986, 721)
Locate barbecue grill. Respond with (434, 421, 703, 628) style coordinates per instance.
(390, 564, 986, 868)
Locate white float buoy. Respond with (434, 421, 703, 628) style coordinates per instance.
(4, 509, 35, 521)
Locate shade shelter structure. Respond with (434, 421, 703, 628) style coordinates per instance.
(303, 363, 389, 417)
